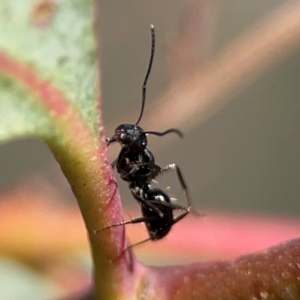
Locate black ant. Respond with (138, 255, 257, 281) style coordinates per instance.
(106, 25, 182, 186)
(96, 25, 200, 252)
(97, 185, 190, 254)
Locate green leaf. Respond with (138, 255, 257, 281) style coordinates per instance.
(0, 0, 99, 135)
(0, 1, 128, 299)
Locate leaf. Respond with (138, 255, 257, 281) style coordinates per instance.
(0, 1, 99, 137)
(0, 1, 126, 299)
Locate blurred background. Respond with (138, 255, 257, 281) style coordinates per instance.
(1, 0, 300, 299)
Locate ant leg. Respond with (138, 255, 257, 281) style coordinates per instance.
(159, 164, 191, 204)
(114, 208, 190, 261)
(111, 159, 117, 169)
(159, 164, 203, 217)
(112, 237, 152, 263)
(131, 187, 165, 218)
(94, 215, 159, 233)
(120, 164, 142, 181)
(135, 197, 165, 218)
(172, 206, 191, 224)
(96, 215, 159, 262)
(146, 199, 190, 212)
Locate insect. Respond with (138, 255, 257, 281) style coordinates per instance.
(96, 24, 199, 251)
(106, 24, 182, 187)
(97, 184, 190, 253)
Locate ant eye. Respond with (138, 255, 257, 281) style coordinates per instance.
(120, 133, 127, 140)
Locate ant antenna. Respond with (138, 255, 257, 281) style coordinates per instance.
(135, 24, 155, 125)
(145, 129, 183, 139)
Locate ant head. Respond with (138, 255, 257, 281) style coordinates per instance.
(108, 124, 148, 150)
